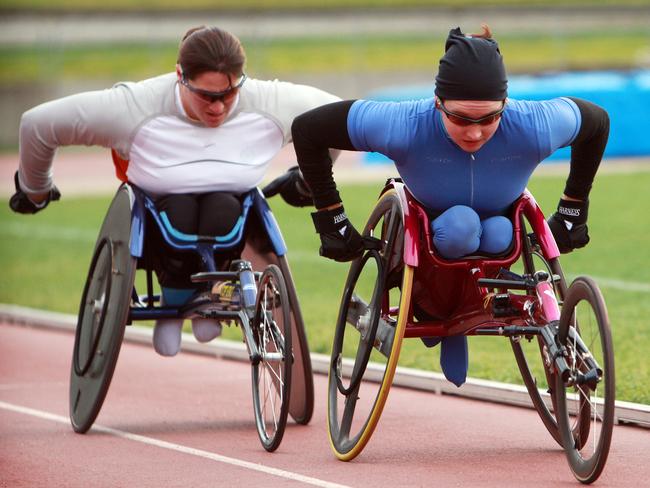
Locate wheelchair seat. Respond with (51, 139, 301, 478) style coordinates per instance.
(125, 185, 289, 275)
(136, 187, 254, 251)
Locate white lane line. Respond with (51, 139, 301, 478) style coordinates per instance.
(0, 400, 350, 488)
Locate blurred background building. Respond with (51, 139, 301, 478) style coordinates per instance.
(1, 1, 649, 154)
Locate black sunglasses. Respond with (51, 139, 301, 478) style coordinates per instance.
(436, 99, 506, 126)
(180, 72, 247, 104)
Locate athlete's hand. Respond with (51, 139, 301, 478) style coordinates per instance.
(9, 171, 61, 214)
(311, 206, 364, 262)
(262, 165, 313, 207)
(547, 198, 589, 254)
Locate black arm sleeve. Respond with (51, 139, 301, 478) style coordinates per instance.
(291, 100, 357, 209)
(564, 97, 610, 200)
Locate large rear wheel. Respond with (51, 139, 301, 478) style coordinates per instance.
(328, 189, 413, 461)
(70, 186, 136, 433)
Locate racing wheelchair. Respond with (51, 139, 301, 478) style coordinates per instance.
(328, 179, 614, 484)
(69, 176, 314, 452)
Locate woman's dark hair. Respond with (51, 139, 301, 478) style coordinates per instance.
(177, 26, 246, 80)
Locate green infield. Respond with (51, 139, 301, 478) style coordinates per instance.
(2, 0, 647, 12)
(2, 30, 649, 87)
(1, 170, 648, 403)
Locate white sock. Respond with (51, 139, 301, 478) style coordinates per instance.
(191, 318, 222, 343)
(153, 319, 183, 356)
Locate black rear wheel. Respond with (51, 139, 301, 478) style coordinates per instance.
(70, 186, 136, 433)
(251, 264, 292, 452)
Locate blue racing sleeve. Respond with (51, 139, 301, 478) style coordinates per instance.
(534, 97, 582, 158)
(347, 100, 413, 162)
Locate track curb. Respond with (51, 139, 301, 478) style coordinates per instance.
(2, 303, 648, 429)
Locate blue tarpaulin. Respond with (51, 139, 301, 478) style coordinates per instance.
(364, 70, 650, 164)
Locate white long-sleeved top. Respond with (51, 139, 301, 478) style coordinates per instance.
(18, 72, 339, 196)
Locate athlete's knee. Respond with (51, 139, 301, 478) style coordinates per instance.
(199, 192, 242, 236)
(156, 194, 199, 234)
(432, 205, 481, 258)
(479, 216, 513, 254)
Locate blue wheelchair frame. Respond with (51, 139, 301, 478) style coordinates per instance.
(116, 183, 315, 427)
(126, 185, 287, 322)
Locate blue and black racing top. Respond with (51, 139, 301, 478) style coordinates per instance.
(347, 98, 580, 217)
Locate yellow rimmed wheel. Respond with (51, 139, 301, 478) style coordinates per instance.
(327, 189, 414, 461)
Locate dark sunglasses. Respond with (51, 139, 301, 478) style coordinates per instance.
(436, 99, 505, 126)
(180, 73, 247, 104)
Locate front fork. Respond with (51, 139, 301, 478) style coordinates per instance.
(535, 277, 602, 390)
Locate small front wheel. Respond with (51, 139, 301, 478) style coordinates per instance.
(251, 264, 292, 452)
(555, 276, 615, 484)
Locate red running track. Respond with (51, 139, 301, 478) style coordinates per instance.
(1, 322, 648, 487)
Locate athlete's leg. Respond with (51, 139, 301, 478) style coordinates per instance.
(429, 206, 480, 385)
(478, 215, 513, 255)
(198, 192, 242, 235)
(152, 287, 194, 357)
(431, 205, 481, 259)
(154, 194, 200, 287)
(191, 192, 243, 342)
(153, 194, 200, 356)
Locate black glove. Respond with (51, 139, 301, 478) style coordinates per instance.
(9, 171, 61, 215)
(311, 206, 365, 262)
(547, 198, 589, 254)
(262, 165, 313, 207)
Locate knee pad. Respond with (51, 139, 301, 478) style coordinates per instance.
(479, 216, 513, 255)
(156, 194, 199, 234)
(199, 193, 242, 236)
(432, 205, 481, 258)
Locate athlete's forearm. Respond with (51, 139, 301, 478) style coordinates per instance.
(564, 97, 610, 200)
(291, 100, 356, 209)
(18, 87, 131, 194)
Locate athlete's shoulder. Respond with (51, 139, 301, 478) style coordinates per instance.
(502, 98, 581, 151)
(239, 77, 338, 110)
(111, 72, 177, 109)
(505, 97, 578, 117)
(237, 77, 340, 143)
(351, 98, 434, 124)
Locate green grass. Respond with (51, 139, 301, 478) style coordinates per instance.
(2, 0, 648, 11)
(1, 30, 649, 87)
(1, 171, 649, 403)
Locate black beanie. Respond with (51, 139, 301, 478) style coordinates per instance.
(435, 27, 508, 101)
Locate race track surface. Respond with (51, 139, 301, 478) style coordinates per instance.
(1, 322, 648, 487)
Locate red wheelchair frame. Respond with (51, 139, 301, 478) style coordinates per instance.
(327, 179, 615, 484)
(398, 181, 560, 338)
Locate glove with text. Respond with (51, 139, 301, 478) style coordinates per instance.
(261, 165, 313, 207)
(311, 206, 365, 262)
(9, 171, 61, 215)
(547, 198, 589, 254)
